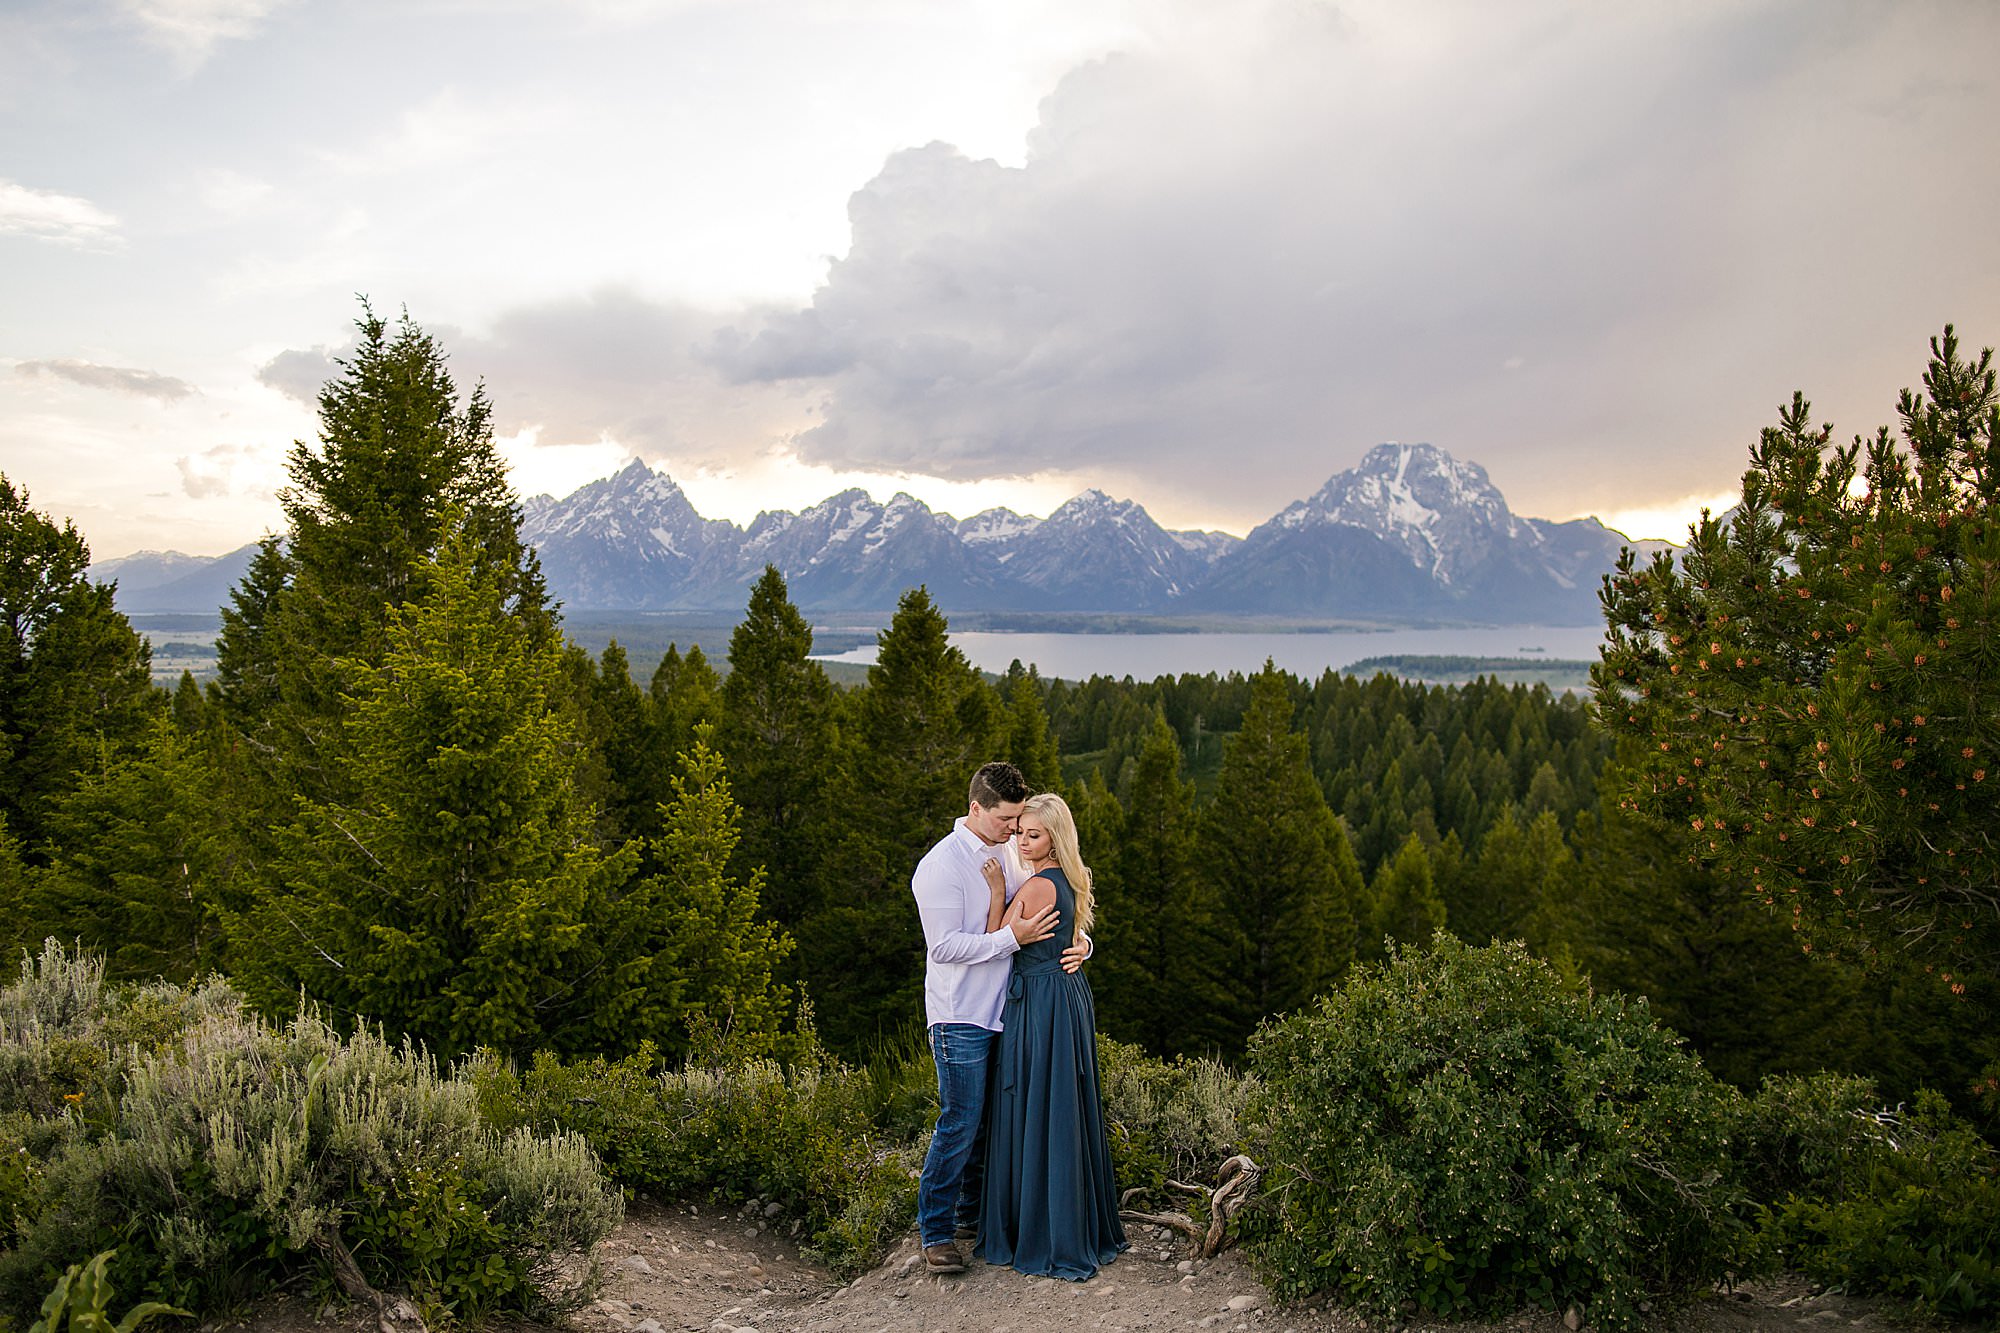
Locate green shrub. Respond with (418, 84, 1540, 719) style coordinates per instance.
(857, 1025, 939, 1144)
(0, 941, 240, 1126)
(0, 943, 620, 1324)
(1096, 1035, 1253, 1199)
(350, 1157, 527, 1322)
(474, 1029, 918, 1277)
(1246, 935, 1742, 1331)
(1742, 1074, 2000, 1320)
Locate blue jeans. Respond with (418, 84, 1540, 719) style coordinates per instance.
(916, 1022, 995, 1247)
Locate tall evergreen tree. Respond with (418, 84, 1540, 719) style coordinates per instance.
(28, 717, 239, 983)
(1363, 832, 1447, 962)
(0, 475, 154, 858)
(639, 728, 795, 1061)
(589, 639, 681, 842)
(1560, 785, 1869, 1089)
(233, 520, 637, 1060)
(651, 643, 720, 770)
(1597, 326, 2000, 979)
(998, 661, 1063, 793)
(1448, 805, 1578, 952)
(213, 535, 288, 738)
(0, 815, 28, 962)
(1203, 662, 1360, 1050)
(214, 304, 550, 803)
(1096, 712, 1234, 1055)
(805, 587, 998, 1054)
(719, 567, 841, 928)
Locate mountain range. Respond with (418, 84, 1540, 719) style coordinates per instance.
(92, 443, 1669, 625)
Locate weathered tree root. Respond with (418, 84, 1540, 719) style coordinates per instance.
(312, 1226, 429, 1333)
(1119, 1153, 1262, 1258)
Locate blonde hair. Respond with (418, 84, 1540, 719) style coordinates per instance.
(1024, 792, 1094, 942)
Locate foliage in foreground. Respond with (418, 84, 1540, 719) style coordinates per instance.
(471, 1013, 917, 1279)
(1597, 325, 2000, 981)
(1096, 1035, 1254, 1202)
(1246, 935, 1743, 1331)
(1739, 1073, 2000, 1321)
(24, 1251, 185, 1333)
(0, 942, 620, 1325)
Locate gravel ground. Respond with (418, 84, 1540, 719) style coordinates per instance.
(207, 1198, 1946, 1333)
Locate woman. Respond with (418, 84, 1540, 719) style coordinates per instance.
(974, 791, 1128, 1280)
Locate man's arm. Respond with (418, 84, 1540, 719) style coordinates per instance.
(915, 857, 1058, 964)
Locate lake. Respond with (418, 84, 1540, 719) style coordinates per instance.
(812, 624, 1608, 681)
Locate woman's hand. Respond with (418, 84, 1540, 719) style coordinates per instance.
(983, 857, 1009, 932)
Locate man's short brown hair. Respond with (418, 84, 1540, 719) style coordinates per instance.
(969, 761, 1030, 808)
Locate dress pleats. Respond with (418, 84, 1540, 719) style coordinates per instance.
(976, 867, 1128, 1280)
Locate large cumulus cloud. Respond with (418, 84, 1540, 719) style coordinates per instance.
(713, 0, 2000, 527)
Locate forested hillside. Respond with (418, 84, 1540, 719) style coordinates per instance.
(3, 313, 1995, 1329)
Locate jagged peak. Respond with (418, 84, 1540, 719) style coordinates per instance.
(1048, 487, 1147, 525)
(958, 507, 1040, 545)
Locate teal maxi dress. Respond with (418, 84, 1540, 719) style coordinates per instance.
(976, 866, 1128, 1280)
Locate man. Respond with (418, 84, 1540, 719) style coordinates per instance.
(910, 761, 1088, 1274)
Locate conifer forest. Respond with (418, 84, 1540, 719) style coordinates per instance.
(2, 311, 1995, 1328)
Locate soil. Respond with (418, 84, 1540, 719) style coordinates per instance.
(208, 1198, 1943, 1333)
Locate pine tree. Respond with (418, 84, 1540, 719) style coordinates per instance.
(0, 474, 154, 858)
(213, 535, 288, 737)
(637, 728, 795, 1061)
(719, 567, 841, 928)
(1097, 712, 1234, 1055)
(214, 305, 550, 803)
(1203, 662, 1360, 1050)
(233, 519, 637, 1060)
(1450, 804, 1576, 949)
(651, 643, 720, 770)
(1560, 786, 1870, 1089)
(28, 716, 239, 983)
(805, 587, 998, 1055)
(1363, 832, 1447, 962)
(0, 814, 28, 962)
(590, 639, 681, 842)
(998, 661, 1064, 793)
(1597, 326, 2000, 981)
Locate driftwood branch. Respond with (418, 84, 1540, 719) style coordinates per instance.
(312, 1226, 428, 1333)
(1118, 1153, 1262, 1259)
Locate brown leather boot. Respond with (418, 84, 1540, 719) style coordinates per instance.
(922, 1243, 966, 1274)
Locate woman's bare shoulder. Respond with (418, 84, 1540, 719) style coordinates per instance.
(1016, 873, 1058, 909)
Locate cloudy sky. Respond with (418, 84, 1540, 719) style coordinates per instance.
(5, 0, 1997, 560)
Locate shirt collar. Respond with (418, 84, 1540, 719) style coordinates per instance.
(953, 815, 1010, 855)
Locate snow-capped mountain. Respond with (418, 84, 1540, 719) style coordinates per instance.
(722, 490, 1005, 611)
(1291, 443, 1527, 586)
(1183, 443, 1665, 621)
(91, 445, 1669, 623)
(975, 489, 1217, 609)
(524, 458, 737, 607)
(519, 473, 1245, 612)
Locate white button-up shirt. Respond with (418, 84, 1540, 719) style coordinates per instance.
(912, 817, 1027, 1031)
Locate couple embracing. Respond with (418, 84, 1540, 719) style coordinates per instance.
(910, 761, 1128, 1280)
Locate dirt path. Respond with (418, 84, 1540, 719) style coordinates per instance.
(209, 1197, 1930, 1333)
(560, 1199, 1919, 1333)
